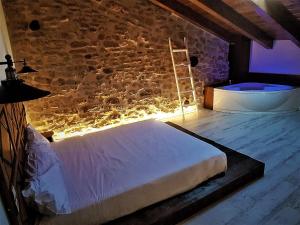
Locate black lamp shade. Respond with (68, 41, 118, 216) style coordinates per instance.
(17, 65, 38, 74)
(0, 80, 50, 104)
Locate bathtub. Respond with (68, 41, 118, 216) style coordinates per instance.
(213, 82, 300, 113)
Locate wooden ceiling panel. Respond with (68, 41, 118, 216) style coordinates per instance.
(281, 0, 300, 21)
(247, 0, 300, 46)
(178, 0, 274, 48)
(150, 0, 300, 48)
(150, 0, 237, 42)
(223, 0, 290, 39)
(176, 0, 238, 35)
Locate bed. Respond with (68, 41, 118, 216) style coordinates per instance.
(0, 103, 264, 225)
(39, 119, 226, 225)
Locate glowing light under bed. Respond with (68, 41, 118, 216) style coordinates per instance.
(53, 105, 197, 141)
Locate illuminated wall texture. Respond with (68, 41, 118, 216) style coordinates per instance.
(3, 0, 229, 138)
(250, 40, 300, 75)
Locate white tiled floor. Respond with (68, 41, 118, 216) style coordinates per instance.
(169, 109, 300, 225)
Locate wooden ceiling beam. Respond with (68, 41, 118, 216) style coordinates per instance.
(182, 0, 274, 49)
(150, 0, 236, 42)
(252, 0, 300, 47)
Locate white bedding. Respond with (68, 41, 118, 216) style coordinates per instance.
(40, 119, 227, 225)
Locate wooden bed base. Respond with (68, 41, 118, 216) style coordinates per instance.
(0, 103, 264, 225)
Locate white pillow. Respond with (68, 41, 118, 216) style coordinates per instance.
(22, 125, 71, 215)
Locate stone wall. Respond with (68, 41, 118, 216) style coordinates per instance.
(3, 0, 229, 138)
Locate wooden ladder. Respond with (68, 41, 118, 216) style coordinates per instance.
(169, 37, 198, 118)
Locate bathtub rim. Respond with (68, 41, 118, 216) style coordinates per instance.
(215, 82, 296, 93)
(212, 84, 300, 113)
(212, 108, 300, 114)
(214, 87, 298, 94)
(214, 87, 300, 94)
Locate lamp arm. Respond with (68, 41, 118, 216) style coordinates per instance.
(13, 60, 25, 64)
(0, 60, 25, 66)
(0, 60, 25, 67)
(1, 55, 36, 75)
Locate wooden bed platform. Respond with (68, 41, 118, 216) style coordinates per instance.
(105, 122, 265, 225)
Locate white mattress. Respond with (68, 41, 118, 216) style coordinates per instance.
(40, 120, 227, 225)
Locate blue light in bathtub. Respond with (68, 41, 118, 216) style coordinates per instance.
(223, 82, 293, 92)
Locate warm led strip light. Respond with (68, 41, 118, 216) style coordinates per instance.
(53, 105, 197, 141)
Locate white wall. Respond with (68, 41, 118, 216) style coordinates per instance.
(249, 40, 300, 75)
(0, 0, 12, 80)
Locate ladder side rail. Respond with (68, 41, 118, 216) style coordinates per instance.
(184, 37, 198, 113)
(169, 38, 184, 115)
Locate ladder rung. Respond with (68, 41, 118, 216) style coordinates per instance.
(172, 49, 187, 53)
(175, 63, 189, 66)
(178, 77, 191, 80)
(183, 102, 198, 107)
(180, 90, 194, 94)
